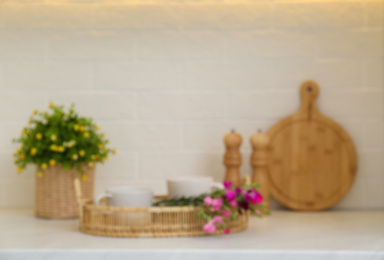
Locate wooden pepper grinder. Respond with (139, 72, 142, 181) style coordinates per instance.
(250, 130, 270, 212)
(223, 129, 242, 187)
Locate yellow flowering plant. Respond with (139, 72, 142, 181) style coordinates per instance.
(13, 103, 115, 178)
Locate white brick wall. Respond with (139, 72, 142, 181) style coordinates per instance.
(139, 92, 225, 119)
(184, 62, 273, 89)
(180, 3, 273, 29)
(51, 92, 136, 119)
(227, 30, 317, 58)
(272, 60, 363, 89)
(365, 60, 384, 90)
(2, 3, 92, 30)
(316, 29, 383, 58)
(101, 122, 181, 149)
(4, 63, 92, 90)
(94, 62, 183, 90)
(93, 4, 182, 30)
(138, 31, 224, 59)
(0, 0, 383, 210)
(49, 32, 135, 60)
(0, 32, 46, 61)
(274, 2, 363, 28)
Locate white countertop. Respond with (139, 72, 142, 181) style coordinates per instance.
(1, 209, 383, 260)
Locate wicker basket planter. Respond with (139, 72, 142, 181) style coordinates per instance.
(35, 165, 95, 219)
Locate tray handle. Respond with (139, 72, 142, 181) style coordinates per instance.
(74, 178, 82, 200)
(74, 178, 89, 220)
(74, 178, 82, 220)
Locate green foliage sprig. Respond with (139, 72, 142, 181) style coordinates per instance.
(152, 194, 206, 207)
(13, 102, 115, 178)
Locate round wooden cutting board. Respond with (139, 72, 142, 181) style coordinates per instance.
(267, 81, 357, 211)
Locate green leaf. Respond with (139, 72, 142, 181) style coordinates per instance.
(251, 183, 260, 188)
(62, 162, 71, 170)
(231, 212, 238, 221)
(202, 215, 211, 221)
(262, 209, 271, 215)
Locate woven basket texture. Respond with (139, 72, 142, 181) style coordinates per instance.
(35, 165, 95, 219)
(78, 196, 248, 237)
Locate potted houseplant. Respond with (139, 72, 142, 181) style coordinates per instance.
(13, 102, 115, 219)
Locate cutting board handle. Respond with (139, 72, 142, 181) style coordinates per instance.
(298, 80, 320, 120)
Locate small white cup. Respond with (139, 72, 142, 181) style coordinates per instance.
(167, 177, 223, 198)
(96, 186, 153, 208)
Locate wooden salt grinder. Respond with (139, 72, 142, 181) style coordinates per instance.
(223, 130, 242, 187)
(250, 131, 270, 212)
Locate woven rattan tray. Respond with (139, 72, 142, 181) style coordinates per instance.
(74, 180, 248, 238)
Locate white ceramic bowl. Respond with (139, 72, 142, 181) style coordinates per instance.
(167, 177, 223, 198)
(96, 186, 153, 208)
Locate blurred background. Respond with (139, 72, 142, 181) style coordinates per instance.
(0, 0, 382, 210)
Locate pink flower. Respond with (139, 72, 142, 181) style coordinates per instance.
(203, 221, 216, 233)
(223, 181, 232, 189)
(212, 198, 223, 211)
(225, 190, 236, 201)
(224, 228, 230, 234)
(204, 196, 213, 206)
(250, 191, 263, 204)
(235, 187, 243, 194)
(229, 199, 238, 207)
(244, 189, 263, 204)
(221, 209, 231, 217)
(213, 216, 223, 224)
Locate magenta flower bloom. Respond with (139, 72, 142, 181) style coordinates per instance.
(203, 221, 216, 233)
(201, 184, 267, 234)
(229, 199, 238, 207)
(225, 190, 236, 201)
(211, 197, 223, 211)
(223, 181, 232, 189)
(213, 216, 223, 224)
(235, 187, 243, 194)
(204, 196, 213, 206)
(245, 189, 263, 204)
(239, 201, 249, 213)
(221, 209, 231, 217)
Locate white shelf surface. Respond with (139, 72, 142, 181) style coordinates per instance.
(1, 209, 383, 260)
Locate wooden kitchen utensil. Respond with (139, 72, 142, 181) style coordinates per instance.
(267, 81, 357, 211)
(250, 131, 270, 212)
(223, 130, 242, 187)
